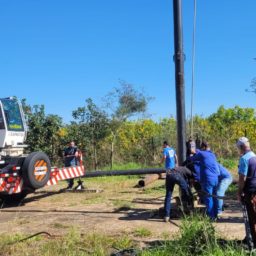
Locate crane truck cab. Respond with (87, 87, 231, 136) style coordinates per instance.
(0, 97, 27, 156)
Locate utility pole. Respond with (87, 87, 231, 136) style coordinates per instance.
(173, 0, 186, 164)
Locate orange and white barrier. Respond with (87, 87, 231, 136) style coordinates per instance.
(47, 165, 85, 186)
(0, 165, 85, 195)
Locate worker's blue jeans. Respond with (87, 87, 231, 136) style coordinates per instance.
(216, 177, 232, 214)
(202, 179, 218, 219)
(164, 171, 190, 218)
(65, 161, 77, 187)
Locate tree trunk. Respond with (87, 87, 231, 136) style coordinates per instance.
(51, 137, 55, 159)
(110, 132, 116, 170)
(93, 143, 98, 170)
(110, 141, 114, 170)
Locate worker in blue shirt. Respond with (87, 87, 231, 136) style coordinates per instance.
(161, 141, 178, 170)
(236, 137, 256, 247)
(191, 141, 220, 219)
(216, 164, 233, 216)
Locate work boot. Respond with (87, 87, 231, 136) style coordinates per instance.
(164, 216, 170, 223)
(66, 179, 74, 190)
(217, 212, 223, 219)
(66, 184, 73, 191)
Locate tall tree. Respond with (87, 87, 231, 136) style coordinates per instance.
(72, 98, 110, 170)
(246, 58, 256, 93)
(104, 81, 152, 169)
(21, 100, 63, 162)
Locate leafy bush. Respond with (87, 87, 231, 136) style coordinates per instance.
(218, 158, 237, 171)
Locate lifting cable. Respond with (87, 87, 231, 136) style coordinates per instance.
(190, 0, 197, 138)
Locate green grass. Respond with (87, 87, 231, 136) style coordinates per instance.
(112, 235, 134, 250)
(143, 184, 165, 195)
(218, 158, 237, 172)
(140, 215, 246, 256)
(80, 194, 106, 205)
(0, 229, 136, 256)
(0, 233, 43, 256)
(133, 227, 152, 238)
(225, 183, 238, 199)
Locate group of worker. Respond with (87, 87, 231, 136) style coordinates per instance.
(161, 137, 256, 247)
(63, 137, 256, 247)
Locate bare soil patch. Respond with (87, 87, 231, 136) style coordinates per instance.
(0, 177, 245, 242)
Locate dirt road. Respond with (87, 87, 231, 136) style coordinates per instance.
(0, 177, 245, 243)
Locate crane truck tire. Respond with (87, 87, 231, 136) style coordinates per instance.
(22, 152, 51, 189)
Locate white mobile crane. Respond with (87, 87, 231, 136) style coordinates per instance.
(0, 97, 85, 204)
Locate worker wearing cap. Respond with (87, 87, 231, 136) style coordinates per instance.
(237, 137, 256, 246)
(160, 141, 190, 222)
(185, 138, 201, 194)
(191, 141, 220, 219)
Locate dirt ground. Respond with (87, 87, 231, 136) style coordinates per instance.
(0, 176, 245, 243)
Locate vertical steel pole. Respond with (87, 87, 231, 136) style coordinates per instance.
(173, 0, 186, 164)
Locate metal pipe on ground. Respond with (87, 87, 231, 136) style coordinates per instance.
(138, 174, 160, 187)
(83, 168, 239, 187)
(83, 168, 166, 178)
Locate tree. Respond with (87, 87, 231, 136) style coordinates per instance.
(103, 81, 152, 169)
(22, 100, 63, 163)
(207, 105, 256, 156)
(246, 78, 256, 94)
(246, 58, 256, 94)
(72, 98, 110, 170)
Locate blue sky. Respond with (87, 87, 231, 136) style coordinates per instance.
(0, 0, 255, 123)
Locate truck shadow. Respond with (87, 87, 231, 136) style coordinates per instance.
(0, 189, 73, 208)
(24, 189, 67, 203)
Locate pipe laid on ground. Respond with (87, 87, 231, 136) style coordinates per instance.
(83, 168, 239, 186)
(138, 174, 160, 187)
(83, 168, 166, 178)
